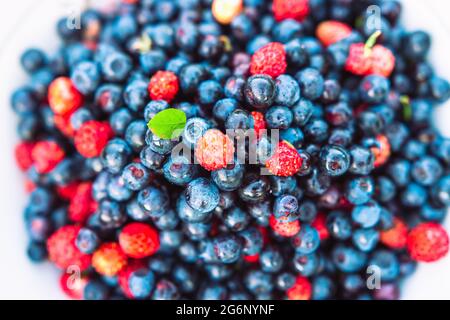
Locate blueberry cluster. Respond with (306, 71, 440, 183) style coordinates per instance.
(11, 0, 450, 300)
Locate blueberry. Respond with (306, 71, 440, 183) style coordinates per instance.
(325, 102, 352, 126)
(225, 109, 251, 131)
(272, 19, 302, 43)
(179, 64, 209, 94)
(198, 80, 223, 105)
(326, 211, 352, 240)
(403, 31, 431, 61)
(95, 84, 123, 113)
(125, 120, 147, 151)
(295, 68, 324, 101)
(274, 194, 299, 222)
(304, 119, 329, 143)
(244, 270, 273, 295)
(225, 76, 246, 102)
(351, 200, 381, 228)
(213, 234, 243, 264)
(231, 14, 256, 41)
(411, 156, 443, 186)
(212, 162, 244, 192)
(27, 241, 48, 262)
(359, 75, 390, 104)
(124, 80, 149, 112)
(312, 276, 335, 300)
(244, 75, 276, 109)
(223, 206, 250, 232)
(213, 98, 238, 123)
(401, 183, 427, 207)
(84, 281, 109, 300)
(110, 108, 133, 136)
(11, 87, 38, 115)
(101, 139, 132, 174)
(291, 225, 320, 255)
(121, 163, 151, 191)
(185, 178, 220, 214)
(293, 252, 319, 277)
(260, 248, 284, 273)
(352, 228, 379, 252)
(98, 200, 126, 229)
(176, 23, 199, 52)
(140, 146, 166, 171)
(75, 228, 99, 254)
(332, 245, 367, 273)
(71, 61, 100, 94)
(387, 159, 411, 187)
(163, 155, 198, 186)
(280, 127, 304, 149)
(346, 176, 375, 205)
(305, 167, 331, 196)
(101, 50, 132, 82)
(21, 48, 47, 73)
(265, 106, 293, 130)
(238, 173, 271, 203)
(138, 186, 169, 218)
(182, 117, 212, 148)
(274, 75, 301, 107)
(298, 200, 317, 223)
(152, 279, 179, 300)
(319, 145, 350, 177)
(369, 250, 400, 282)
(140, 49, 167, 75)
(146, 130, 177, 155)
(70, 108, 94, 130)
(284, 39, 308, 68)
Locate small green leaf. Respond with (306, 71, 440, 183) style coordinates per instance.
(148, 108, 187, 139)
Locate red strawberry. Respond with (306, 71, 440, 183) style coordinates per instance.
(148, 70, 179, 102)
(92, 242, 128, 276)
(345, 42, 395, 78)
(54, 113, 76, 138)
(68, 182, 97, 223)
(57, 181, 80, 200)
(14, 141, 35, 171)
(47, 225, 92, 271)
(272, 0, 309, 22)
(369, 45, 396, 77)
(74, 120, 113, 158)
(250, 111, 267, 139)
(32, 141, 65, 174)
(250, 42, 287, 78)
(371, 134, 391, 168)
(265, 140, 302, 177)
(48, 77, 83, 116)
(59, 271, 89, 300)
(195, 129, 235, 171)
(316, 21, 352, 47)
(380, 217, 408, 250)
(286, 276, 312, 300)
(269, 215, 300, 238)
(407, 222, 449, 262)
(119, 223, 160, 259)
(345, 43, 372, 76)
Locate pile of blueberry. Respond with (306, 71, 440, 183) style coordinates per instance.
(11, 0, 450, 300)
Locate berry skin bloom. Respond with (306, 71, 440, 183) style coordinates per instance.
(316, 21, 352, 47)
(14, 141, 35, 171)
(195, 129, 235, 171)
(272, 0, 309, 22)
(269, 215, 300, 238)
(407, 222, 449, 262)
(286, 276, 312, 300)
(380, 217, 408, 249)
(92, 242, 128, 277)
(119, 223, 160, 259)
(48, 77, 83, 116)
(250, 42, 287, 78)
(32, 141, 65, 174)
(266, 140, 302, 177)
(68, 182, 97, 223)
(74, 120, 113, 158)
(148, 71, 179, 102)
(47, 225, 92, 271)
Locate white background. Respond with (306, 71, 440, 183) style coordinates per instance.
(1, 0, 450, 299)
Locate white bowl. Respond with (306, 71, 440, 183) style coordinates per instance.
(0, 0, 449, 300)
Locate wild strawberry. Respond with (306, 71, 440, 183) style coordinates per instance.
(32, 141, 65, 174)
(380, 217, 408, 250)
(272, 0, 309, 22)
(92, 242, 128, 276)
(119, 223, 160, 259)
(148, 71, 179, 102)
(57, 181, 80, 200)
(74, 121, 113, 158)
(195, 129, 235, 171)
(311, 213, 330, 241)
(407, 222, 449, 262)
(371, 134, 391, 168)
(59, 271, 88, 300)
(369, 45, 396, 77)
(250, 111, 267, 139)
(54, 113, 76, 138)
(47, 225, 92, 271)
(250, 42, 287, 78)
(265, 140, 302, 177)
(14, 141, 35, 171)
(316, 21, 352, 47)
(286, 276, 312, 300)
(48, 77, 83, 116)
(345, 43, 372, 76)
(269, 215, 300, 238)
(68, 182, 96, 223)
